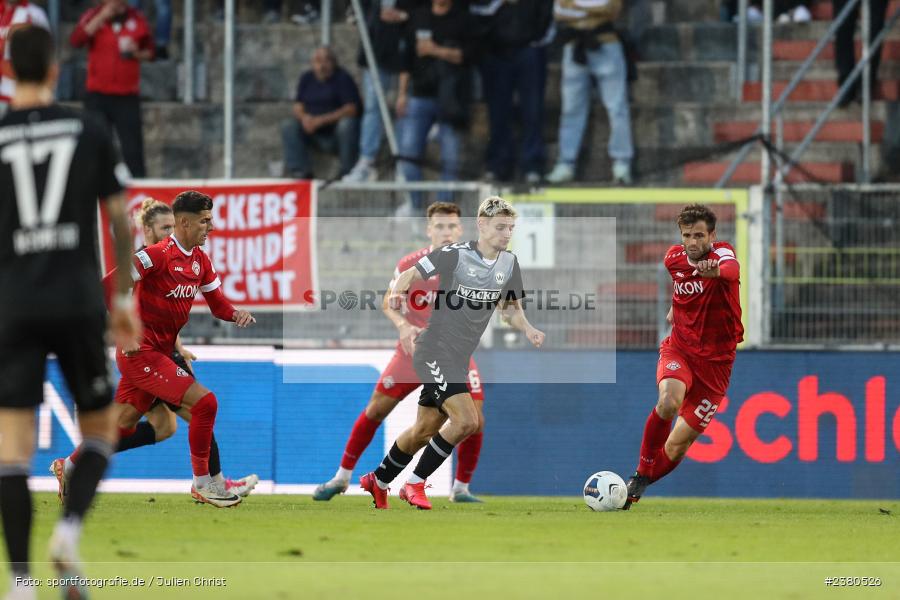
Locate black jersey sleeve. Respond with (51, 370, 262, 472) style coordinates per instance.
(502, 255, 525, 301)
(415, 244, 460, 280)
(93, 118, 125, 201)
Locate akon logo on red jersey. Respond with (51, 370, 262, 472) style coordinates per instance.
(166, 284, 199, 299)
(674, 280, 704, 296)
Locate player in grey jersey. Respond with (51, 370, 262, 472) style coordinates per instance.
(360, 196, 545, 510)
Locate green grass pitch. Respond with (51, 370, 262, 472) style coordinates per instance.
(6, 493, 899, 599)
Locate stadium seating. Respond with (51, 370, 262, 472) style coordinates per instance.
(55, 1, 895, 184)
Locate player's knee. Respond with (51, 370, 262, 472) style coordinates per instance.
(656, 392, 680, 419)
(456, 413, 480, 439)
(155, 416, 178, 442)
(116, 409, 141, 430)
(190, 391, 218, 418)
(365, 395, 393, 421)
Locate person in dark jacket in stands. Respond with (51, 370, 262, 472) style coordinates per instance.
(470, 0, 553, 184)
(343, 0, 418, 182)
(394, 0, 482, 212)
(832, 0, 887, 107)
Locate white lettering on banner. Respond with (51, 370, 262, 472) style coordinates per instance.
(212, 192, 299, 231)
(209, 225, 298, 274)
(121, 184, 312, 309)
(674, 280, 704, 296)
(223, 271, 296, 301)
(38, 382, 81, 449)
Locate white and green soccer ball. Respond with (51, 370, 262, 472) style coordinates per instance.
(583, 471, 627, 511)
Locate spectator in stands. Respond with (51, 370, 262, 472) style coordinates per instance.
(834, 0, 888, 107)
(470, 0, 553, 183)
(71, 0, 154, 178)
(343, 0, 416, 182)
(0, 0, 50, 116)
(720, 1, 811, 22)
(395, 0, 481, 211)
(546, 0, 633, 184)
(343, 0, 415, 182)
(129, 0, 171, 59)
(281, 46, 361, 179)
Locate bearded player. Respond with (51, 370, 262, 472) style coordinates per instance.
(624, 204, 743, 509)
(102, 190, 255, 508)
(313, 202, 488, 503)
(51, 197, 259, 503)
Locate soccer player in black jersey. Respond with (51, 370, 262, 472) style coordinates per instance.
(361, 196, 545, 509)
(0, 26, 140, 600)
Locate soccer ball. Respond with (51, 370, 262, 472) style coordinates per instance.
(583, 471, 627, 511)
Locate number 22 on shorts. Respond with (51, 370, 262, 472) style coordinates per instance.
(694, 399, 718, 428)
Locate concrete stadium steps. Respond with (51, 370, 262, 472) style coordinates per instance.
(714, 120, 885, 143)
(682, 160, 855, 184)
(809, 0, 900, 20)
(773, 39, 900, 61)
(771, 60, 900, 80)
(59, 15, 892, 183)
(743, 79, 900, 102)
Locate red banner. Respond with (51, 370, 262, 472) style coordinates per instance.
(99, 179, 317, 310)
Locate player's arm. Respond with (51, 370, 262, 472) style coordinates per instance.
(202, 286, 255, 327)
(198, 258, 256, 327)
(383, 266, 422, 355)
(104, 192, 142, 348)
(498, 258, 544, 347)
(174, 334, 197, 370)
(499, 300, 544, 348)
(693, 246, 740, 280)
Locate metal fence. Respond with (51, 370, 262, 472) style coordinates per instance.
(768, 184, 900, 347)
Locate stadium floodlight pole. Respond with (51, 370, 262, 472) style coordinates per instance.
(735, 0, 749, 100)
(223, 0, 235, 178)
(759, 0, 772, 189)
(184, 0, 195, 105)
(321, 0, 333, 46)
(861, 0, 871, 183)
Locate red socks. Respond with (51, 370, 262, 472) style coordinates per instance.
(341, 411, 382, 470)
(637, 408, 673, 477)
(188, 392, 218, 476)
(455, 431, 483, 484)
(649, 447, 681, 482)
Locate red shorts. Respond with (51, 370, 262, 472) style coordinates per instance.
(114, 348, 195, 414)
(375, 348, 484, 402)
(656, 337, 733, 432)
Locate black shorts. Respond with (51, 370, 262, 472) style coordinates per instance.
(150, 351, 193, 412)
(0, 313, 112, 412)
(414, 349, 472, 409)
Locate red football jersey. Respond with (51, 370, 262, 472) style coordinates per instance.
(665, 241, 743, 362)
(391, 246, 438, 330)
(130, 235, 221, 353)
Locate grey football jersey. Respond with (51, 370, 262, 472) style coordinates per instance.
(414, 241, 524, 358)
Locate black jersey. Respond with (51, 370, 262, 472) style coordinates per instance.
(414, 241, 524, 358)
(0, 104, 123, 318)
